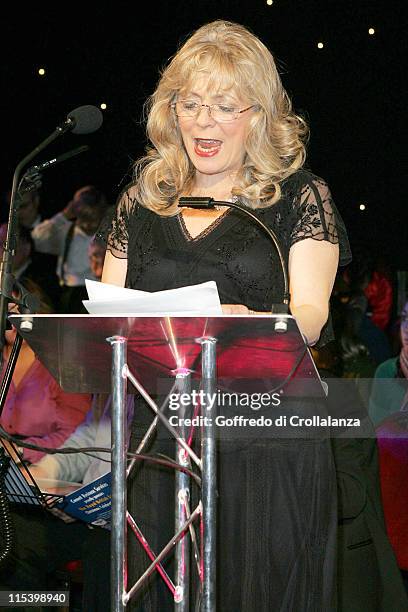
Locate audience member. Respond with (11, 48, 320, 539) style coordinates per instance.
(341, 245, 394, 337)
(369, 301, 408, 426)
(31, 185, 108, 313)
(338, 256, 391, 367)
(313, 342, 408, 609)
(0, 396, 133, 612)
(364, 257, 394, 332)
(0, 280, 91, 464)
(376, 411, 408, 594)
(0, 223, 60, 310)
(369, 301, 408, 595)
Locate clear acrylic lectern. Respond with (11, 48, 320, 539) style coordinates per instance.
(10, 313, 325, 612)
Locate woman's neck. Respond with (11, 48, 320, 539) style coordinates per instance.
(191, 172, 237, 202)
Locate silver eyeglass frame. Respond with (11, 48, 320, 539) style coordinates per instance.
(170, 100, 256, 122)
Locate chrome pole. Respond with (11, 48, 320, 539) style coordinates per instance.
(174, 370, 192, 610)
(197, 337, 217, 612)
(107, 335, 127, 612)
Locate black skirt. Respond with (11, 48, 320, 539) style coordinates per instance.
(126, 398, 337, 612)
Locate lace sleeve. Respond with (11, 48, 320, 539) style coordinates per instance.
(290, 175, 351, 266)
(95, 187, 137, 259)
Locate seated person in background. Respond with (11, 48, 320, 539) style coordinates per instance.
(376, 409, 408, 594)
(339, 257, 391, 367)
(341, 245, 394, 332)
(0, 395, 133, 612)
(30, 394, 124, 489)
(372, 302, 408, 593)
(0, 280, 91, 464)
(312, 346, 408, 609)
(3, 185, 61, 307)
(31, 185, 109, 313)
(364, 258, 394, 332)
(338, 295, 378, 407)
(0, 223, 60, 310)
(369, 301, 408, 426)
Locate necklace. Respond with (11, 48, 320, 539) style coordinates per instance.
(181, 204, 226, 213)
(214, 195, 238, 210)
(185, 194, 235, 211)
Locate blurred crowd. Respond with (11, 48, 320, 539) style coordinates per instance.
(0, 185, 109, 314)
(313, 245, 408, 590)
(0, 184, 109, 463)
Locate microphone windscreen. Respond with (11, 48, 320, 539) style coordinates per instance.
(68, 105, 103, 135)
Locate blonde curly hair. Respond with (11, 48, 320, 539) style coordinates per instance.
(134, 20, 309, 214)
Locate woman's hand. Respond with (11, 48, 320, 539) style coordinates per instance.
(62, 199, 82, 221)
(221, 304, 255, 315)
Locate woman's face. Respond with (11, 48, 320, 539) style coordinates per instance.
(177, 77, 254, 184)
(401, 303, 408, 348)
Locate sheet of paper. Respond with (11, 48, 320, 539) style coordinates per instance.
(84, 279, 222, 315)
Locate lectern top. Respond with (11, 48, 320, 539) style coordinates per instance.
(9, 314, 322, 396)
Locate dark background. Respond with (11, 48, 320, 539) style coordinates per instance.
(1, 1, 406, 267)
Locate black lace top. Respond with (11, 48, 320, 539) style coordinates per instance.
(98, 168, 351, 346)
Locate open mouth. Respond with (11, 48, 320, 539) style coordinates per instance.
(193, 138, 223, 156)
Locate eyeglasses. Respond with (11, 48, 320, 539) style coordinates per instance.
(171, 100, 256, 123)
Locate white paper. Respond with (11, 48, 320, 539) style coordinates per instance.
(83, 279, 222, 316)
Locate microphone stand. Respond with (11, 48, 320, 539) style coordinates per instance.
(0, 117, 76, 368)
(0, 107, 100, 565)
(0, 122, 70, 563)
(178, 196, 291, 312)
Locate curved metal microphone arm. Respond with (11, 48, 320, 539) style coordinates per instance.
(178, 197, 290, 312)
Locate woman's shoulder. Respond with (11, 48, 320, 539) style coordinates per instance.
(280, 167, 330, 200)
(278, 166, 352, 266)
(116, 183, 159, 220)
(116, 182, 139, 209)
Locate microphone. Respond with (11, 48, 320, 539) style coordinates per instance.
(27, 145, 90, 173)
(18, 145, 90, 195)
(0, 105, 103, 366)
(178, 196, 290, 313)
(57, 105, 103, 135)
(22, 145, 89, 181)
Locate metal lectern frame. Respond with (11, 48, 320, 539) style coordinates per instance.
(9, 314, 325, 612)
(107, 334, 218, 612)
